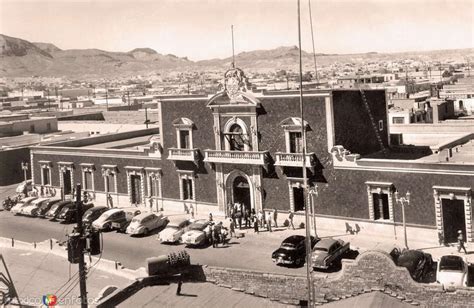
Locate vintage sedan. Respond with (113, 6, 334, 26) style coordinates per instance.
(57, 203, 94, 223)
(272, 235, 320, 266)
(180, 219, 212, 246)
(111, 208, 142, 232)
(126, 212, 168, 235)
(36, 199, 62, 217)
(437, 255, 468, 290)
(92, 209, 126, 231)
(10, 197, 38, 215)
(158, 217, 191, 243)
(45, 201, 73, 220)
(19, 197, 50, 216)
(311, 238, 350, 270)
(82, 206, 109, 226)
(397, 249, 434, 282)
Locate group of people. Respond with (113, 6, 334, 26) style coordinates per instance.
(226, 202, 296, 234)
(208, 219, 229, 248)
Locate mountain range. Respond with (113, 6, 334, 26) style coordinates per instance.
(0, 34, 472, 79)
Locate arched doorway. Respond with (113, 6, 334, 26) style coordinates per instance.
(225, 171, 254, 216)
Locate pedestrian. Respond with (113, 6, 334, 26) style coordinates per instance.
(245, 208, 251, 228)
(212, 224, 220, 248)
(258, 210, 264, 228)
(209, 224, 215, 247)
(457, 230, 468, 254)
(273, 208, 278, 228)
(254, 217, 259, 233)
(209, 212, 213, 222)
(288, 210, 295, 230)
(266, 211, 272, 232)
(176, 279, 183, 295)
(229, 218, 235, 238)
(190, 204, 195, 219)
(236, 203, 242, 229)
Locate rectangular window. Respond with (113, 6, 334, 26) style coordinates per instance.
(84, 171, 93, 190)
(182, 178, 193, 200)
(372, 193, 390, 220)
(289, 132, 303, 153)
(42, 168, 50, 185)
(293, 187, 305, 212)
(179, 130, 190, 149)
(149, 176, 159, 197)
(105, 174, 115, 193)
(392, 117, 405, 124)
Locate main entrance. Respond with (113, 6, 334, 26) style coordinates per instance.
(442, 199, 466, 243)
(233, 176, 251, 213)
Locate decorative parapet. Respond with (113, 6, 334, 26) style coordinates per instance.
(204, 150, 269, 169)
(167, 148, 200, 165)
(274, 152, 316, 170)
(330, 145, 361, 167)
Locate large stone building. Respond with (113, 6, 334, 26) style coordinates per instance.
(30, 68, 474, 245)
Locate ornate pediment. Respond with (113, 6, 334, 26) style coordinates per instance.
(279, 117, 309, 131)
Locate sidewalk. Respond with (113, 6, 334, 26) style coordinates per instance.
(1, 248, 132, 307)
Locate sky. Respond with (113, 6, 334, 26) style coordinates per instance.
(0, 0, 472, 61)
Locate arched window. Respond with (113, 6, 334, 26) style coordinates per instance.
(227, 124, 245, 151)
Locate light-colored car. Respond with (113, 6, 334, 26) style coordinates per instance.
(437, 255, 468, 290)
(15, 180, 32, 194)
(181, 219, 212, 246)
(311, 238, 350, 270)
(10, 197, 38, 215)
(20, 197, 50, 216)
(158, 217, 191, 243)
(126, 212, 168, 235)
(92, 209, 125, 231)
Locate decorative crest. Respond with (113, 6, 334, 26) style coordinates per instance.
(224, 68, 249, 102)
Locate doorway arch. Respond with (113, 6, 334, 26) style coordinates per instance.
(225, 170, 255, 216)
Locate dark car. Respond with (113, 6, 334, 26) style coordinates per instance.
(57, 203, 94, 223)
(396, 249, 434, 282)
(45, 201, 72, 220)
(82, 206, 109, 226)
(36, 198, 62, 217)
(272, 235, 320, 266)
(111, 208, 142, 233)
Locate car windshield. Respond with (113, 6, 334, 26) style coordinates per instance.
(50, 203, 62, 211)
(102, 212, 117, 219)
(189, 223, 206, 230)
(313, 247, 329, 252)
(281, 242, 296, 249)
(131, 218, 141, 223)
(439, 256, 464, 271)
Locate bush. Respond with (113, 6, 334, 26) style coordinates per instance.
(299, 222, 305, 229)
(283, 219, 289, 227)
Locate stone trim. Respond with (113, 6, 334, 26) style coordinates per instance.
(80, 164, 95, 192)
(125, 167, 145, 206)
(58, 162, 74, 195)
(178, 171, 195, 201)
(365, 181, 395, 222)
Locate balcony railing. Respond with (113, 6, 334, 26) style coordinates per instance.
(274, 152, 316, 168)
(204, 149, 268, 166)
(167, 148, 200, 163)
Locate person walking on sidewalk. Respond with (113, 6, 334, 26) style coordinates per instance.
(253, 217, 259, 233)
(266, 211, 273, 232)
(273, 208, 278, 228)
(229, 218, 236, 238)
(257, 210, 264, 228)
(176, 279, 183, 295)
(189, 204, 195, 219)
(288, 210, 295, 230)
(457, 230, 468, 254)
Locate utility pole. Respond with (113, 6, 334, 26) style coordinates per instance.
(46, 89, 50, 111)
(127, 91, 130, 110)
(308, 0, 319, 84)
(231, 25, 235, 68)
(75, 184, 88, 308)
(105, 84, 109, 111)
(145, 107, 149, 129)
(395, 191, 410, 250)
(297, 0, 313, 306)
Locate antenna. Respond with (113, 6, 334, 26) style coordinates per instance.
(308, 0, 319, 84)
(231, 25, 235, 68)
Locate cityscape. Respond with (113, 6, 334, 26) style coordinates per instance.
(0, 0, 473, 307)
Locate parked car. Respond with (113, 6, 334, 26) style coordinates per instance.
(20, 197, 50, 216)
(158, 217, 191, 243)
(111, 208, 142, 232)
(2, 196, 18, 211)
(311, 238, 350, 270)
(437, 255, 468, 290)
(45, 201, 72, 220)
(272, 235, 320, 266)
(10, 197, 38, 215)
(126, 212, 168, 235)
(82, 206, 109, 226)
(92, 209, 126, 231)
(181, 219, 212, 246)
(36, 198, 62, 218)
(396, 249, 433, 282)
(57, 203, 94, 223)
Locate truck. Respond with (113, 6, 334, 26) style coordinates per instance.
(311, 238, 350, 270)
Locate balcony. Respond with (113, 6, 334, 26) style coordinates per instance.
(274, 152, 317, 169)
(204, 150, 268, 167)
(167, 148, 200, 165)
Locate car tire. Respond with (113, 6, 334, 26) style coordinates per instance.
(295, 258, 302, 267)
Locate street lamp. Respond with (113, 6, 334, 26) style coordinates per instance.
(21, 162, 29, 182)
(308, 185, 318, 238)
(395, 190, 411, 249)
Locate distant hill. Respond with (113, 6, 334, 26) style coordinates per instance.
(0, 33, 473, 78)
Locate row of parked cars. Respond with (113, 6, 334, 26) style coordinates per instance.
(3, 196, 226, 246)
(271, 235, 470, 289)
